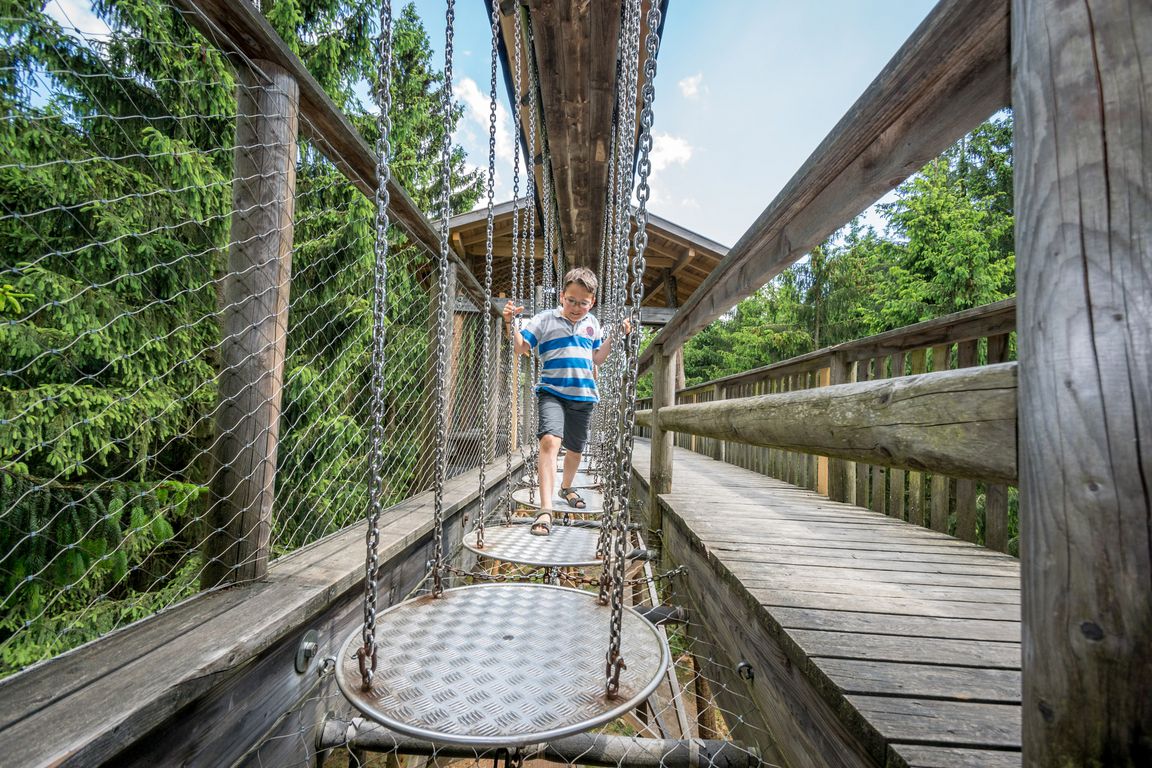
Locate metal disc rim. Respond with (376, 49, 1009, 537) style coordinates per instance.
(334, 583, 668, 747)
(462, 523, 602, 567)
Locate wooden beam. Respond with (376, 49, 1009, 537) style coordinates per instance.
(643, 0, 1010, 356)
(1014, 0, 1152, 763)
(171, 0, 493, 314)
(638, 363, 1017, 484)
(649, 345, 676, 534)
(202, 61, 298, 589)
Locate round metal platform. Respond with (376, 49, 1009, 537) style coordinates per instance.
(464, 521, 601, 567)
(522, 470, 602, 489)
(336, 583, 669, 747)
(512, 486, 605, 515)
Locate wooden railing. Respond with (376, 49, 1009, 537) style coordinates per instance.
(638, 298, 1017, 553)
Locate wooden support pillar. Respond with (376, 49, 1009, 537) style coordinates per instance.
(1015, 0, 1152, 763)
(202, 62, 298, 589)
(649, 344, 676, 534)
(827, 353, 854, 504)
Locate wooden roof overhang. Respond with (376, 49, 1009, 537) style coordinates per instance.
(448, 199, 728, 313)
(489, 0, 669, 273)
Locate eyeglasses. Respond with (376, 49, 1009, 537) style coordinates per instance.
(563, 297, 593, 309)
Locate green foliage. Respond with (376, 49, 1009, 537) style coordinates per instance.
(682, 113, 1014, 387)
(0, 0, 482, 675)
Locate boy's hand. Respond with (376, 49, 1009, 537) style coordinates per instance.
(502, 301, 524, 323)
(621, 318, 632, 336)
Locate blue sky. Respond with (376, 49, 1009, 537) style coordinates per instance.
(408, 0, 939, 248)
(43, 0, 940, 249)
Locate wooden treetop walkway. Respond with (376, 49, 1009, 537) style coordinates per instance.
(630, 439, 1021, 768)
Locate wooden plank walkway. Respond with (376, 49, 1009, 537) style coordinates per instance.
(631, 439, 1021, 768)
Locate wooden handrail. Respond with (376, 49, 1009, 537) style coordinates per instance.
(638, 0, 1009, 372)
(637, 363, 1017, 484)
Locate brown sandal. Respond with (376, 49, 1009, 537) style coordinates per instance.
(530, 511, 552, 536)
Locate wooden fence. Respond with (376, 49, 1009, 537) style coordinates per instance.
(639, 298, 1018, 553)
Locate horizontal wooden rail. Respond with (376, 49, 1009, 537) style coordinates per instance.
(637, 363, 1016, 483)
(171, 0, 492, 311)
(639, 0, 1009, 370)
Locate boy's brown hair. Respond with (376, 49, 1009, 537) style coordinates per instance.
(562, 267, 598, 296)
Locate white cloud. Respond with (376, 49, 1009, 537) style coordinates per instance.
(456, 76, 515, 166)
(44, 0, 111, 41)
(650, 133, 693, 172)
(680, 197, 700, 209)
(678, 73, 704, 100)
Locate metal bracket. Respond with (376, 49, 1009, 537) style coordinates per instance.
(295, 629, 319, 673)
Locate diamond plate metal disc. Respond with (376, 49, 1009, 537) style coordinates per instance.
(336, 583, 669, 747)
(512, 486, 604, 515)
(463, 522, 601, 567)
(522, 470, 602, 489)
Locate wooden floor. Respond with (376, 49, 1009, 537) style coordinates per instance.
(631, 440, 1021, 768)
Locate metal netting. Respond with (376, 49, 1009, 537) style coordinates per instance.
(0, 0, 489, 676)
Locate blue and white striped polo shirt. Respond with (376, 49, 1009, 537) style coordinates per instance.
(520, 307, 602, 402)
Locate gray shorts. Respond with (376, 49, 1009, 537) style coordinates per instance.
(537, 391, 595, 453)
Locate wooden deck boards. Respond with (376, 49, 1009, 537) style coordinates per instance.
(631, 440, 1021, 768)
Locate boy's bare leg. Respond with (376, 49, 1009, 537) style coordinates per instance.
(562, 449, 582, 492)
(536, 434, 561, 531)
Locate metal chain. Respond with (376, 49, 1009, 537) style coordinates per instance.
(429, 0, 457, 598)
(523, 43, 541, 502)
(608, 0, 663, 699)
(597, 0, 641, 567)
(475, 0, 501, 550)
(502, 12, 525, 523)
(359, 0, 394, 691)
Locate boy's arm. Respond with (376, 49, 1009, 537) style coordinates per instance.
(592, 317, 631, 366)
(502, 301, 531, 356)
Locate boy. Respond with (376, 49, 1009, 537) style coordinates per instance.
(503, 267, 629, 535)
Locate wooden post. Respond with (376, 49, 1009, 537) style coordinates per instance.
(1015, 1, 1152, 762)
(887, 352, 906, 520)
(202, 62, 298, 589)
(952, 340, 978, 540)
(649, 344, 677, 535)
(906, 348, 928, 525)
(983, 333, 1011, 552)
(870, 356, 887, 515)
(929, 344, 952, 533)
(815, 367, 830, 496)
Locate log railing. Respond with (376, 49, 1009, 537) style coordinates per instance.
(638, 298, 1018, 553)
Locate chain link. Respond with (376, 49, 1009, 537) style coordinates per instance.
(359, 0, 394, 691)
(429, 0, 457, 598)
(502, 12, 525, 523)
(475, 0, 502, 550)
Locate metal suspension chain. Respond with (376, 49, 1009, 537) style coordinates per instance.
(607, 0, 662, 700)
(502, 13, 525, 521)
(597, 0, 642, 565)
(523, 43, 542, 502)
(359, 0, 394, 691)
(475, 0, 501, 550)
(429, 0, 457, 598)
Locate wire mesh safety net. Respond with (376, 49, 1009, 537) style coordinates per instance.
(0, 0, 498, 677)
(0, 3, 774, 768)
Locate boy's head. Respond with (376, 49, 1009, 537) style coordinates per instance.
(559, 267, 598, 321)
